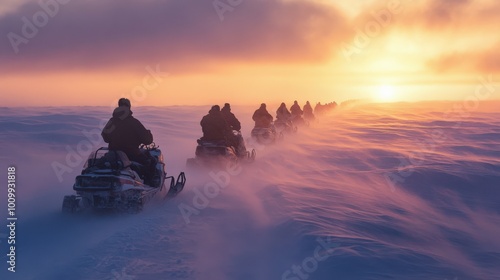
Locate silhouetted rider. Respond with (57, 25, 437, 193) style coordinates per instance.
(221, 103, 241, 131)
(252, 103, 273, 128)
(221, 103, 247, 157)
(303, 101, 315, 121)
(290, 100, 305, 126)
(276, 102, 292, 122)
(290, 100, 303, 117)
(101, 98, 153, 166)
(200, 105, 231, 142)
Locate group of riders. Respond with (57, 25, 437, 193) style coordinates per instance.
(202, 101, 315, 156)
(252, 101, 315, 129)
(100, 98, 316, 183)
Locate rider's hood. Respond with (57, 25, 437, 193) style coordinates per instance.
(112, 106, 133, 120)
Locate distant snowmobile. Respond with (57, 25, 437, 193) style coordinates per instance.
(186, 130, 256, 168)
(251, 123, 281, 145)
(291, 114, 309, 127)
(274, 119, 297, 134)
(62, 144, 186, 213)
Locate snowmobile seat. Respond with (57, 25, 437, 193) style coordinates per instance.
(91, 151, 130, 170)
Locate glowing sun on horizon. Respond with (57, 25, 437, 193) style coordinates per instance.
(377, 85, 396, 102)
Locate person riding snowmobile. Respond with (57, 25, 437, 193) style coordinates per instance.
(290, 100, 305, 126)
(200, 105, 231, 142)
(221, 103, 241, 131)
(102, 98, 153, 165)
(276, 102, 292, 122)
(252, 103, 273, 128)
(221, 103, 247, 157)
(101, 98, 156, 184)
(290, 100, 303, 117)
(276, 102, 294, 132)
(303, 101, 315, 121)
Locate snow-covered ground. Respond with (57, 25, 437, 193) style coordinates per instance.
(1, 101, 499, 280)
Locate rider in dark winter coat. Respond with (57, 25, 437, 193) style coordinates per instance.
(252, 103, 273, 128)
(290, 100, 306, 126)
(290, 100, 303, 117)
(221, 103, 241, 131)
(221, 103, 247, 156)
(102, 98, 153, 165)
(200, 105, 231, 142)
(276, 102, 292, 121)
(276, 102, 294, 132)
(303, 101, 315, 121)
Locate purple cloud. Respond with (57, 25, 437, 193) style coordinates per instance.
(0, 0, 349, 73)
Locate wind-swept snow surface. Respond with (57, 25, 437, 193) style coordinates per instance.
(0, 102, 499, 280)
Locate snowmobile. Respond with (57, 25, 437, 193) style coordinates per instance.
(186, 130, 256, 168)
(290, 114, 308, 127)
(291, 115, 309, 127)
(303, 112, 316, 123)
(274, 118, 297, 134)
(251, 123, 282, 145)
(62, 144, 186, 213)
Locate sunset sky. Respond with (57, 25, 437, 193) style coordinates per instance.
(1, 0, 499, 106)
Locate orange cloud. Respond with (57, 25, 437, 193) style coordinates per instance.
(428, 42, 500, 73)
(342, 0, 500, 74)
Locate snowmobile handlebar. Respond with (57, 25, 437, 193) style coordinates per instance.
(140, 142, 159, 151)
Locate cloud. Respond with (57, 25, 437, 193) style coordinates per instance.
(346, 0, 500, 74)
(394, 0, 500, 30)
(427, 42, 500, 73)
(2, 0, 498, 76)
(0, 0, 349, 73)
(421, 0, 471, 26)
(380, 0, 474, 29)
(414, 0, 500, 73)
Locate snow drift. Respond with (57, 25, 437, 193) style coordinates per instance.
(0, 101, 499, 280)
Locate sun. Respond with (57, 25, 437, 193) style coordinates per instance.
(377, 85, 396, 102)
